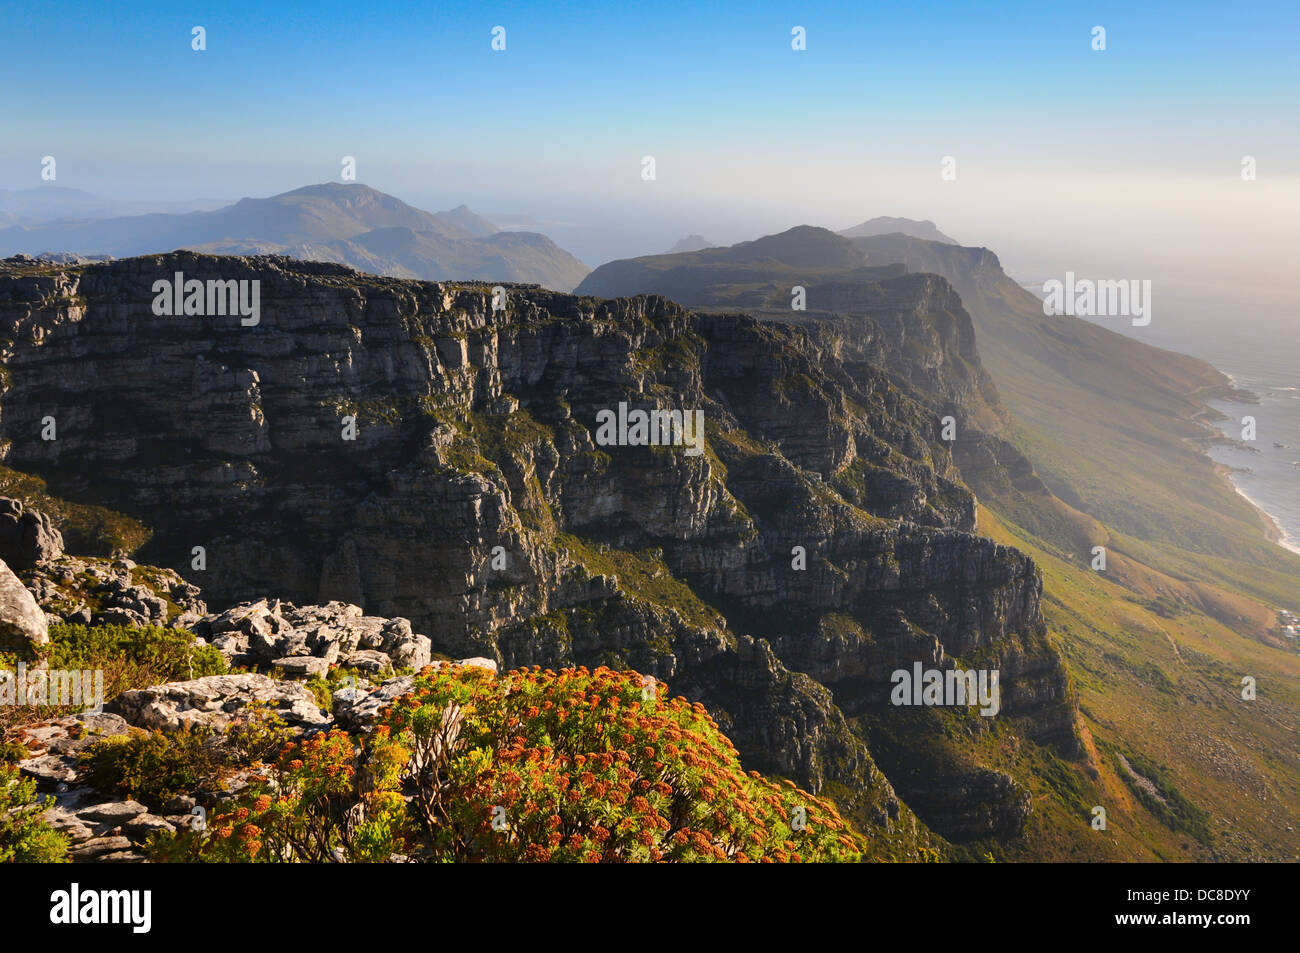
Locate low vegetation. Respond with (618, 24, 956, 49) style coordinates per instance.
(154, 664, 864, 862)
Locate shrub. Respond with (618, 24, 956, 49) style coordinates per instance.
(82, 704, 293, 813)
(151, 728, 404, 863)
(375, 664, 863, 862)
(0, 763, 69, 862)
(81, 728, 224, 812)
(46, 623, 226, 700)
(156, 665, 865, 863)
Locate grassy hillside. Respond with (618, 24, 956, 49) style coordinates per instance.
(580, 227, 1300, 860)
(851, 233, 1300, 612)
(978, 504, 1300, 861)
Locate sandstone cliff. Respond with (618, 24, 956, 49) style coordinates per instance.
(0, 251, 1081, 845)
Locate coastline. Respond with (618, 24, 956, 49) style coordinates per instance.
(1211, 459, 1300, 555)
(1204, 370, 1300, 557)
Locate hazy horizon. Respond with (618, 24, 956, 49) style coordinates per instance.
(3, 1, 1297, 322)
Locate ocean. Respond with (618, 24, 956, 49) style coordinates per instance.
(1208, 380, 1300, 556)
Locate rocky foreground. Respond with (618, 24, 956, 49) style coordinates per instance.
(2, 497, 496, 861)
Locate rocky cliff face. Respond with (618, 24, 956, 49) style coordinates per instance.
(0, 251, 1079, 844)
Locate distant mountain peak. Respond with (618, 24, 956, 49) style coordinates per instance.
(666, 235, 715, 254)
(434, 204, 500, 238)
(0, 182, 587, 290)
(838, 217, 957, 244)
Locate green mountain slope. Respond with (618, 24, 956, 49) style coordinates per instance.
(849, 233, 1300, 615)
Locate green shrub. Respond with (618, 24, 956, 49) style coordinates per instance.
(82, 703, 293, 814)
(0, 763, 69, 862)
(47, 623, 226, 699)
(81, 728, 224, 812)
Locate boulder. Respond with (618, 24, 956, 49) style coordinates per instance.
(0, 498, 63, 569)
(0, 557, 48, 655)
(122, 813, 177, 843)
(107, 672, 332, 732)
(272, 655, 330, 677)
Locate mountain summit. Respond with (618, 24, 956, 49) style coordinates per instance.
(839, 217, 957, 244)
(0, 183, 590, 291)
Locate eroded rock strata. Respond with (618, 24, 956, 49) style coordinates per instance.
(0, 253, 1081, 844)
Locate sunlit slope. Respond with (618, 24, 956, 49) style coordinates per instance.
(852, 233, 1300, 611)
(979, 503, 1300, 862)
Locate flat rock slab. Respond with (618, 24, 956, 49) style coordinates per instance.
(108, 672, 332, 733)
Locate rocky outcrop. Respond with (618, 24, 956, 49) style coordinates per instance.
(0, 556, 47, 655)
(0, 497, 63, 569)
(107, 673, 332, 733)
(17, 711, 192, 863)
(0, 252, 1081, 845)
(192, 598, 432, 673)
(22, 554, 206, 629)
(17, 642, 505, 862)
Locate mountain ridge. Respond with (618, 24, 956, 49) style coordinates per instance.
(0, 183, 590, 292)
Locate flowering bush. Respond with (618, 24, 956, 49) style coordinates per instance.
(155, 665, 864, 863)
(377, 664, 863, 862)
(151, 728, 405, 863)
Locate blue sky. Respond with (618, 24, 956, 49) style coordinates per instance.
(4, 1, 1295, 181)
(1, 1, 1297, 280)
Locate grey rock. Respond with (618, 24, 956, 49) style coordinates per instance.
(77, 800, 149, 823)
(122, 813, 177, 843)
(69, 836, 134, 859)
(272, 655, 329, 677)
(108, 672, 331, 732)
(0, 557, 48, 655)
(0, 497, 63, 569)
(96, 606, 148, 627)
(16, 754, 79, 787)
(196, 598, 433, 675)
(162, 794, 198, 814)
(334, 673, 416, 731)
(342, 649, 393, 676)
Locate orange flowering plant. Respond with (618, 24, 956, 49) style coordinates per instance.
(151, 728, 406, 863)
(369, 664, 863, 862)
(153, 664, 864, 863)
